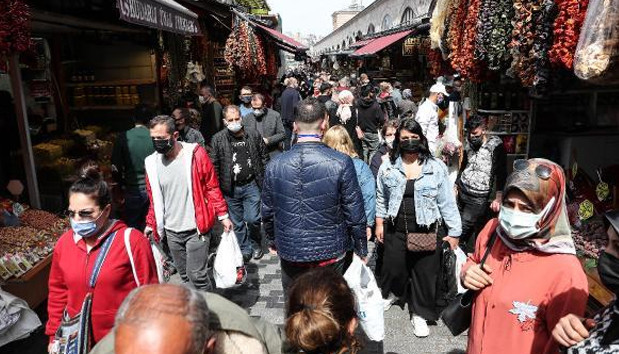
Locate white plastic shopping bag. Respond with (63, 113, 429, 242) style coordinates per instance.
(344, 255, 385, 341)
(454, 247, 467, 294)
(213, 230, 244, 289)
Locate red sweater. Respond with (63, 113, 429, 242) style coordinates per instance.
(46, 221, 158, 343)
(463, 219, 588, 354)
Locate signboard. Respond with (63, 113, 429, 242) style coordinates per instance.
(402, 37, 419, 56)
(117, 0, 200, 36)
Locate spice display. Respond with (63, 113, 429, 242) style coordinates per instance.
(19, 209, 68, 232)
(549, 0, 589, 69)
(572, 215, 608, 260)
(574, 0, 619, 84)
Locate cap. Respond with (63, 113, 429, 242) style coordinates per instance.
(319, 82, 333, 93)
(605, 210, 619, 234)
(429, 83, 449, 96)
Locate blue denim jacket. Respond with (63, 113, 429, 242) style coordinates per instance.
(376, 156, 462, 236)
(353, 158, 376, 227)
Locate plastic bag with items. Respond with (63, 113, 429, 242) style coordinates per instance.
(213, 231, 244, 289)
(343, 255, 385, 341)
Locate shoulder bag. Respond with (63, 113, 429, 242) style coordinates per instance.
(440, 232, 497, 336)
(51, 231, 118, 354)
(403, 193, 438, 252)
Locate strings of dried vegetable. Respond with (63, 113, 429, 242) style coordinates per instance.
(430, 0, 452, 56)
(224, 20, 267, 80)
(531, 0, 557, 90)
(447, 0, 468, 64)
(475, 0, 495, 61)
(452, 0, 486, 80)
(508, 0, 541, 86)
(440, 0, 461, 59)
(486, 0, 515, 70)
(548, 0, 589, 69)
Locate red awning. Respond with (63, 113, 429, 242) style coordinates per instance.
(349, 38, 375, 49)
(352, 30, 413, 57)
(255, 24, 308, 53)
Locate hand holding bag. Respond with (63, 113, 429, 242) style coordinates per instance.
(403, 195, 438, 252)
(213, 230, 244, 289)
(440, 232, 497, 336)
(51, 231, 118, 354)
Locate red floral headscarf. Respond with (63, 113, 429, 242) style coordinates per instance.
(498, 158, 575, 254)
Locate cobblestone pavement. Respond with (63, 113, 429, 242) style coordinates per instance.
(176, 240, 469, 354)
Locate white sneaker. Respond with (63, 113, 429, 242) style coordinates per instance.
(383, 294, 397, 311)
(411, 315, 430, 337)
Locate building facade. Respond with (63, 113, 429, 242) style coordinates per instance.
(312, 0, 433, 56)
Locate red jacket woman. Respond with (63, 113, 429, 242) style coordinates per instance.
(462, 158, 588, 354)
(46, 163, 158, 349)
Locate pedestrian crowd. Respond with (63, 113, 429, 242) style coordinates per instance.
(46, 70, 619, 354)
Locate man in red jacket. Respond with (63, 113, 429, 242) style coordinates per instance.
(145, 115, 232, 291)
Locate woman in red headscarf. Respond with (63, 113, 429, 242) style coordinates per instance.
(461, 158, 588, 354)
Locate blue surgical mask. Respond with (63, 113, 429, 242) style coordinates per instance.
(227, 122, 242, 133)
(70, 211, 105, 238)
(499, 197, 555, 240)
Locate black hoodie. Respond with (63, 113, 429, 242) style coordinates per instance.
(356, 98, 384, 133)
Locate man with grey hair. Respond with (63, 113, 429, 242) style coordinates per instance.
(145, 115, 232, 291)
(397, 88, 418, 119)
(211, 105, 269, 262)
(90, 284, 282, 354)
(279, 77, 301, 150)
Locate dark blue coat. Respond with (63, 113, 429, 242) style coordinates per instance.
(261, 142, 368, 262)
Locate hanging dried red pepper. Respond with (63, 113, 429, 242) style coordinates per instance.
(0, 0, 31, 56)
(549, 0, 589, 69)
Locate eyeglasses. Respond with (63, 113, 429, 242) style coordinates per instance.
(513, 159, 552, 180)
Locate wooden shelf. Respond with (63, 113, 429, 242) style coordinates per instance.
(70, 105, 135, 111)
(66, 79, 156, 87)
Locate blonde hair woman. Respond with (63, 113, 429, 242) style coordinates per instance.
(324, 125, 375, 240)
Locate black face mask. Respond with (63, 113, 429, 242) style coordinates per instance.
(468, 135, 484, 150)
(400, 138, 421, 153)
(152, 138, 174, 155)
(599, 251, 619, 294)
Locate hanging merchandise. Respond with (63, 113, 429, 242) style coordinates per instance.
(574, 0, 619, 84)
(224, 20, 267, 81)
(549, 0, 589, 70)
(184, 61, 205, 84)
(476, 0, 514, 71)
(451, 0, 486, 81)
(0, 0, 31, 57)
(446, 0, 467, 66)
(531, 0, 556, 90)
(430, 0, 452, 57)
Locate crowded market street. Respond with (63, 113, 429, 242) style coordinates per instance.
(2, 0, 619, 354)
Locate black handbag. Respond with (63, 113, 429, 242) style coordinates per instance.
(440, 232, 497, 336)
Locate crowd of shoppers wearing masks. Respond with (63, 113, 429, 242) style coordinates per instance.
(49, 71, 617, 354)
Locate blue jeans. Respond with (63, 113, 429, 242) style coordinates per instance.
(225, 180, 262, 257)
(124, 187, 149, 231)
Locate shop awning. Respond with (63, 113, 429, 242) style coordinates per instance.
(350, 38, 374, 49)
(351, 30, 413, 57)
(116, 0, 201, 36)
(255, 24, 308, 54)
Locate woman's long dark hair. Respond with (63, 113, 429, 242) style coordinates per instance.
(389, 118, 432, 164)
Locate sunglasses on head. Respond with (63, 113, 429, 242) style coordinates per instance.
(513, 159, 552, 180)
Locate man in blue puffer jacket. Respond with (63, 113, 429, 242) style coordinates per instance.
(262, 98, 368, 293)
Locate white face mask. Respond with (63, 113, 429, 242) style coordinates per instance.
(199, 96, 207, 104)
(499, 197, 556, 240)
(385, 137, 395, 149)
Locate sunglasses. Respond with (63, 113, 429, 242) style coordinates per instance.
(513, 159, 552, 180)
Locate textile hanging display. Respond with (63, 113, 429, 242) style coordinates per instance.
(0, 0, 31, 57)
(224, 20, 267, 81)
(548, 0, 589, 70)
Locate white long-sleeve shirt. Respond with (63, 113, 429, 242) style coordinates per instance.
(415, 99, 440, 155)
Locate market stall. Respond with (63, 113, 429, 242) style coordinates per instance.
(428, 0, 619, 309)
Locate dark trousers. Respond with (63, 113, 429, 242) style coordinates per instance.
(166, 229, 212, 291)
(225, 180, 262, 257)
(457, 192, 489, 254)
(380, 227, 441, 321)
(123, 187, 149, 231)
(284, 124, 293, 151)
(281, 252, 353, 296)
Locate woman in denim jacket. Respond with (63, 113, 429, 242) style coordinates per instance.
(324, 125, 376, 240)
(375, 118, 461, 338)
